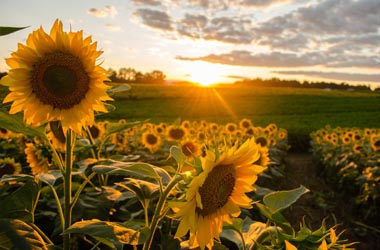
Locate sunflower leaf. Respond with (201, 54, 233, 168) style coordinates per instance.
(263, 185, 309, 214)
(92, 160, 171, 184)
(170, 146, 186, 169)
(0, 219, 48, 250)
(0, 26, 29, 36)
(0, 109, 47, 140)
(0, 177, 39, 222)
(64, 219, 150, 247)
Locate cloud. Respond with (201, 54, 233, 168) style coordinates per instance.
(105, 24, 121, 32)
(177, 49, 380, 69)
(240, 0, 295, 8)
(177, 13, 208, 39)
(87, 5, 118, 18)
(253, 0, 380, 50)
(134, 8, 173, 31)
(176, 14, 254, 44)
(273, 70, 380, 83)
(176, 50, 326, 67)
(131, 0, 162, 6)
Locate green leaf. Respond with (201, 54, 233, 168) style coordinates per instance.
(170, 146, 186, 169)
(116, 178, 160, 204)
(92, 160, 171, 183)
(38, 170, 63, 186)
(0, 109, 47, 140)
(0, 26, 29, 36)
(0, 178, 39, 222)
(107, 84, 131, 95)
(0, 219, 47, 250)
(64, 219, 150, 248)
(263, 185, 309, 214)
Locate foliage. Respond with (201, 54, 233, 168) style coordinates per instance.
(0, 110, 355, 249)
(310, 126, 380, 218)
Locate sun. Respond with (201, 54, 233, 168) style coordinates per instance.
(187, 62, 225, 87)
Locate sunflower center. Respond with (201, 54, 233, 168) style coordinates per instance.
(169, 128, 185, 140)
(146, 134, 158, 145)
(31, 52, 90, 109)
(197, 164, 236, 217)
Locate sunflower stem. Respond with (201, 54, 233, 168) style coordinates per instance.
(142, 174, 182, 250)
(63, 129, 74, 250)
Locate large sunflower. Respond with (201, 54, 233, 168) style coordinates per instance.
(0, 19, 112, 134)
(173, 138, 266, 250)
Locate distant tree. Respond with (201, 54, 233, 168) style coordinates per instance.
(106, 68, 118, 82)
(135, 72, 145, 83)
(147, 70, 166, 84)
(123, 67, 137, 82)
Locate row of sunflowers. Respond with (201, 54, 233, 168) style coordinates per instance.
(0, 117, 355, 250)
(0, 118, 288, 177)
(0, 19, 355, 249)
(310, 126, 380, 219)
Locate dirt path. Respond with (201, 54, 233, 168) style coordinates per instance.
(280, 152, 379, 250)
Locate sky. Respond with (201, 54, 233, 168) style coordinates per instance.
(1, 0, 379, 87)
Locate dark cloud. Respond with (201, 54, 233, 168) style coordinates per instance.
(203, 16, 253, 44)
(87, 5, 117, 18)
(177, 49, 380, 69)
(176, 15, 253, 44)
(240, 0, 294, 7)
(253, 0, 380, 50)
(177, 14, 208, 39)
(176, 50, 326, 67)
(134, 8, 173, 31)
(273, 70, 380, 83)
(131, 0, 161, 6)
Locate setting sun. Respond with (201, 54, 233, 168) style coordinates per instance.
(187, 62, 225, 86)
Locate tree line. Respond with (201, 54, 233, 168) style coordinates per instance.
(106, 67, 166, 84)
(0, 68, 377, 91)
(234, 77, 374, 91)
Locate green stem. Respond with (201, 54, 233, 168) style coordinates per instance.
(63, 129, 74, 250)
(49, 184, 65, 232)
(142, 174, 182, 250)
(71, 172, 97, 210)
(84, 126, 98, 159)
(249, 226, 278, 250)
(236, 229, 246, 250)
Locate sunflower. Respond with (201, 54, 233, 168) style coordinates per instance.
(24, 143, 51, 175)
(181, 140, 202, 159)
(0, 158, 22, 178)
(172, 138, 266, 250)
(167, 125, 187, 141)
(370, 133, 380, 152)
(239, 118, 252, 130)
(0, 19, 112, 134)
(141, 130, 161, 153)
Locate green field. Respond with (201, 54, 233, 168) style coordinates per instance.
(1, 83, 380, 139)
(100, 84, 380, 136)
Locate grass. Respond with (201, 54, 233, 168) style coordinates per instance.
(101, 83, 380, 136)
(1, 83, 380, 141)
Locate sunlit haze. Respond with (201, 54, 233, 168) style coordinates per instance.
(1, 0, 379, 87)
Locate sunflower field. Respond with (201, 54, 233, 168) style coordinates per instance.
(310, 126, 380, 219)
(0, 19, 359, 250)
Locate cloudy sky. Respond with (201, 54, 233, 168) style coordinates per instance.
(1, 0, 379, 86)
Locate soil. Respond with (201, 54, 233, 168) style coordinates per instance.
(274, 152, 380, 250)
